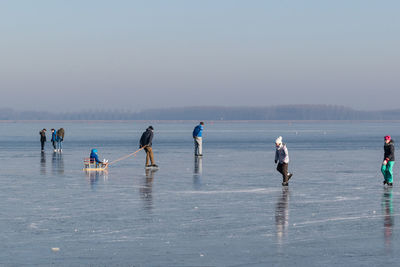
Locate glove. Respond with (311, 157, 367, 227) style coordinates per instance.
(383, 160, 388, 166)
(275, 160, 277, 164)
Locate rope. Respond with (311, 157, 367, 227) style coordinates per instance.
(108, 146, 146, 166)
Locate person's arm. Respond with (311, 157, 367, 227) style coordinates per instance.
(387, 144, 395, 161)
(283, 146, 289, 163)
(94, 154, 102, 163)
(193, 126, 199, 138)
(139, 133, 145, 148)
(275, 149, 278, 163)
(148, 131, 153, 146)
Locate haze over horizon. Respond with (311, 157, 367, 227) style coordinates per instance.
(1, 0, 399, 112)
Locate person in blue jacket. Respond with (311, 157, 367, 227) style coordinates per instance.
(90, 149, 108, 167)
(193, 122, 204, 156)
(50, 129, 57, 152)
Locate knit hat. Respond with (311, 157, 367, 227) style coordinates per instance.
(275, 136, 282, 145)
(148, 126, 154, 130)
(385, 135, 391, 141)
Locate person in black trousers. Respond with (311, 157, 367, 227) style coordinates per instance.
(39, 129, 47, 151)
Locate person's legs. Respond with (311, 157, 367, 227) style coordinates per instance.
(145, 147, 150, 166)
(386, 161, 395, 184)
(148, 147, 155, 165)
(59, 141, 63, 151)
(194, 138, 199, 155)
(277, 163, 283, 175)
(197, 137, 202, 155)
(52, 141, 56, 150)
(382, 163, 388, 182)
(281, 163, 289, 183)
(277, 163, 289, 185)
(41, 141, 45, 151)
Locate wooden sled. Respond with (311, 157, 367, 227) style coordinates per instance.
(83, 158, 109, 171)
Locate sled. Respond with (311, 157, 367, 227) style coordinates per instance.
(83, 158, 109, 171)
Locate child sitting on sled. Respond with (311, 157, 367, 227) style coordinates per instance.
(90, 149, 109, 167)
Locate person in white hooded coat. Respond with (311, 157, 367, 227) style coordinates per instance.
(275, 136, 293, 186)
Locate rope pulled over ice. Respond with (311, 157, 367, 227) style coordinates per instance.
(108, 146, 146, 166)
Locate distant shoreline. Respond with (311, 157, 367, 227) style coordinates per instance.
(2, 120, 400, 123)
(2, 105, 400, 120)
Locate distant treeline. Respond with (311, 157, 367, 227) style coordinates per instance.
(1, 105, 400, 120)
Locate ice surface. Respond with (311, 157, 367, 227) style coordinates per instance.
(0, 121, 399, 266)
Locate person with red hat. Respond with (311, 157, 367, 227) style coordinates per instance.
(382, 135, 395, 186)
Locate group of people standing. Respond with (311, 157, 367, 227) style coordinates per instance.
(39, 128, 65, 152)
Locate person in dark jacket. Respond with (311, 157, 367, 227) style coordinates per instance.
(56, 128, 65, 152)
(50, 129, 57, 152)
(140, 126, 158, 168)
(39, 129, 47, 151)
(275, 136, 293, 186)
(382, 135, 395, 186)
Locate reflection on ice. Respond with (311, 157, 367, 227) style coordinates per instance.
(52, 152, 64, 175)
(140, 168, 157, 210)
(40, 152, 46, 175)
(193, 156, 202, 189)
(275, 187, 289, 246)
(382, 187, 394, 251)
(85, 170, 108, 190)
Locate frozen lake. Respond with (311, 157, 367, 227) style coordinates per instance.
(0, 121, 400, 266)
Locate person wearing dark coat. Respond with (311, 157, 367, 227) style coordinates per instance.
(39, 129, 47, 151)
(139, 126, 158, 168)
(382, 135, 395, 186)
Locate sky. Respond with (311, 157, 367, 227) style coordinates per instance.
(0, 0, 399, 111)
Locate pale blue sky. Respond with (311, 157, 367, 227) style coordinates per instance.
(0, 0, 399, 111)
